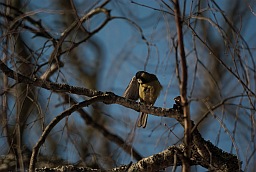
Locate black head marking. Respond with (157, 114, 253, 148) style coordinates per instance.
(135, 71, 158, 83)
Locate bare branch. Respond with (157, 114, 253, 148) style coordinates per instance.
(0, 60, 180, 118)
(173, 0, 191, 171)
(29, 95, 108, 171)
(33, 123, 241, 172)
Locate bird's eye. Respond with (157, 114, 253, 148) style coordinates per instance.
(137, 78, 142, 84)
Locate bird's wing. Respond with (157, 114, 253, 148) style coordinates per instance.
(123, 76, 139, 100)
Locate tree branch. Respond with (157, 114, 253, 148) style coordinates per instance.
(0, 60, 241, 172)
(173, 0, 191, 171)
(61, 94, 143, 161)
(0, 60, 180, 119)
(33, 124, 240, 172)
(29, 96, 108, 171)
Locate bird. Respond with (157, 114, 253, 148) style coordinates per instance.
(123, 71, 162, 128)
(123, 76, 139, 101)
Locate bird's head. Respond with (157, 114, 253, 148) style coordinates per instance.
(135, 71, 158, 84)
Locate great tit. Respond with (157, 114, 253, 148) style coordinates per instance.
(123, 71, 162, 128)
(136, 71, 162, 128)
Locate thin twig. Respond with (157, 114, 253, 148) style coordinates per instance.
(173, 0, 191, 171)
(28, 96, 107, 171)
(62, 94, 143, 161)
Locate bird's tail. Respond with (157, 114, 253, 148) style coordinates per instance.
(137, 112, 148, 128)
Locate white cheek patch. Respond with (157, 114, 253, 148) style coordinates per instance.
(137, 79, 142, 84)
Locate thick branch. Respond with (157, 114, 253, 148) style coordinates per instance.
(34, 125, 240, 172)
(0, 60, 180, 119)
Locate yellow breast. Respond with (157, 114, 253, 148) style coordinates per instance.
(139, 80, 162, 105)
